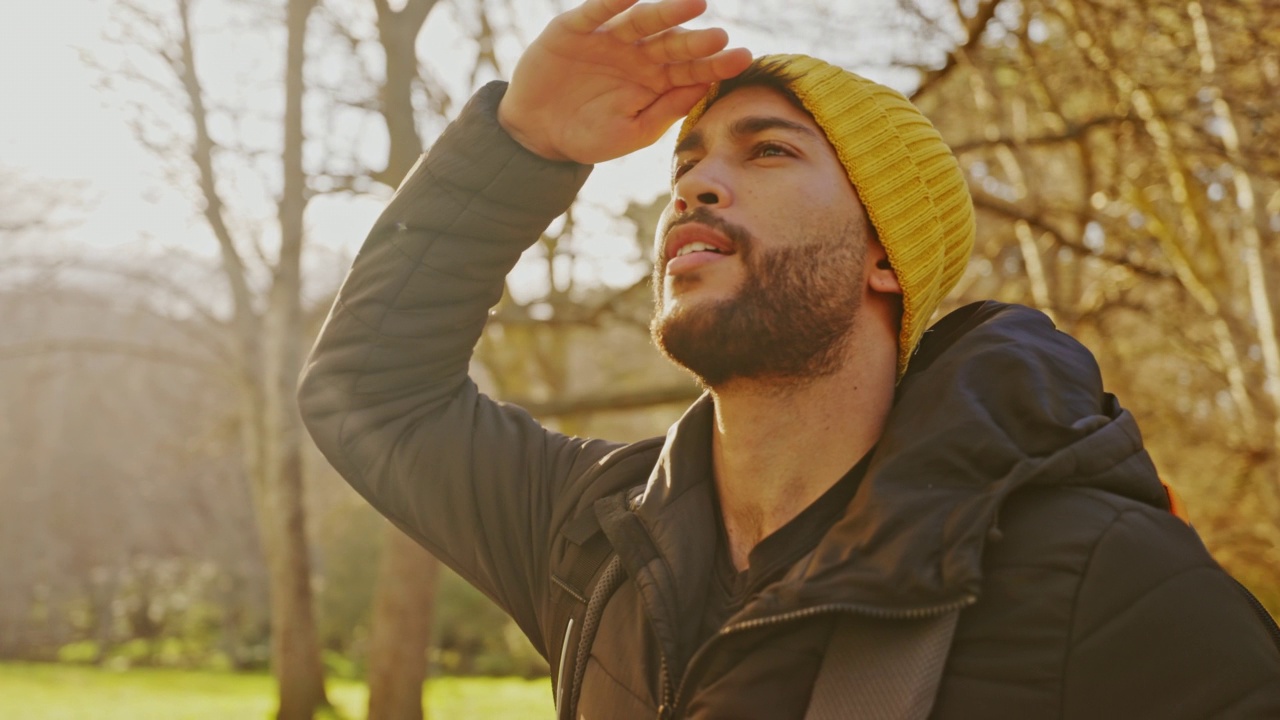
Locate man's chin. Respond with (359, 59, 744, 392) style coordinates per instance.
(651, 304, 736, 386)
(653, 288, 732, 334)
(655, 297, 705, 325)
(659, 280, 738, 317)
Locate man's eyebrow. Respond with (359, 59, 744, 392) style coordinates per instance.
(729, 115, 819, 141)
(673, 115, 819, 158)
(675, 129, 705, 156)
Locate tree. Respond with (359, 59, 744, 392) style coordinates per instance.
(905, 0, 1280, 610)
(97, 0, 328, 715)
(353, 2, 445, 716)
(91, 0, 496, 714)
(0, 170, 272, 668)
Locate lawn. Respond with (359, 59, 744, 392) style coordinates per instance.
(0, 663, 555, 720)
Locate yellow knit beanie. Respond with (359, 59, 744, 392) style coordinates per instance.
(678, 54, 975, 379)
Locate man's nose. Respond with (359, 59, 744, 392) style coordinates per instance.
(673, 160, 732, 213)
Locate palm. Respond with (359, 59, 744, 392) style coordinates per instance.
(500, 0, 751, 164)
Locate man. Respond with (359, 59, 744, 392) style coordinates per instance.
(298, 0, 1280, 717)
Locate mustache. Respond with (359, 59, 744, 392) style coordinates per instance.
(662, 207, 755, 256)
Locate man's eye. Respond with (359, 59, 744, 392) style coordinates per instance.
(673, 160, 697, 180)
(754, 142, 791, 158)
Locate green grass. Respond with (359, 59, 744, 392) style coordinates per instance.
(0, 663, 554, 720)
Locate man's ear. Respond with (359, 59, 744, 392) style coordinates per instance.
(866, 239, 902, 295)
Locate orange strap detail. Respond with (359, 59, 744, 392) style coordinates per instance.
(1162, 481, 1191, 525)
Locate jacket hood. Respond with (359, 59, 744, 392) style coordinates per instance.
(758, 301, 1169, 614)
(601, 302, 1168, 665)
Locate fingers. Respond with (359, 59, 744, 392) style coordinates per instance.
(640, 26, 728, 64)
(665, 47, 753, 87)
(604, 0, 707, 44)
(561, 0, 640, 34)
(637, 84, 711, 138)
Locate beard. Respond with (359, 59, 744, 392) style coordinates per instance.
(651, 211, 867, 389)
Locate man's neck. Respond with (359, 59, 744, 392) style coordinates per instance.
(710, 350, 895, 572)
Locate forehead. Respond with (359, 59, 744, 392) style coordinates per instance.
(680, 85, 823, 145)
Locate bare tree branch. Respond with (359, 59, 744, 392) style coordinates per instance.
(949, 114, 1147, 155)
(512, 383, 702, 419)
(401, 0, 440, 31)
(370, 0, 443, 186)
(0, 338, 227, 377)
(971, 193, 1174, 281)
(912, 0, 1005, 100)
(168, 0, 259, 342)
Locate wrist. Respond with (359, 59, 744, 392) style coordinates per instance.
(496, 98, 573, 163)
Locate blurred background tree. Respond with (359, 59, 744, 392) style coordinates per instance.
(0, 0, 1277, 719)
(906, 0, 1280, 611)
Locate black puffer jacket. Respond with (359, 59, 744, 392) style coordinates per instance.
(298, 81, 1280, 719)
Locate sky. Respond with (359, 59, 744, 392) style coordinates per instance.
(1, 0, 203, 250)
(0, 0, 936, 299)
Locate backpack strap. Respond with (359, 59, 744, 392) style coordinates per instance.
(551, 509, 615, 604)
(550, 509, 614, 719)
(564, 554, 624, 720)
(550, 484, 642, 720)
(804, 609, 960, 720)
(1161, 480, 1190, 524)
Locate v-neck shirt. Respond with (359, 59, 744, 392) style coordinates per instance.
(698, 451, 873, 645)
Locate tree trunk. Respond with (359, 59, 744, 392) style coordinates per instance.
(262, 438, 329, 720)
(364, 3, 445, 717)
(264, 0, 327, 717)
(367, 526, 441, 720)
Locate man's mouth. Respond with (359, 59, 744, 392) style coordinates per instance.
(674, 241, 728, 258)
(663, 223, 736, 266)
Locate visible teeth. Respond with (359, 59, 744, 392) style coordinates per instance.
(676, 242, 722, 257)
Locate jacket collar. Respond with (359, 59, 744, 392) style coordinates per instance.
(594, 396, 719, 674)
(603, 301, 1167, 635)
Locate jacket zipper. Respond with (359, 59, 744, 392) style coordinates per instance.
(554, 617, 575, 717)
(661, 595, 977, 717)
(656, 655, 675, 719)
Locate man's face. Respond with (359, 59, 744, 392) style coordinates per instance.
(650, 85, 879, 387)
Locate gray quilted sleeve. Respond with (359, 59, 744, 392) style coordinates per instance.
(297, 81, 623, 653)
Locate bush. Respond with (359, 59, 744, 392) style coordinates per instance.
(53, 556, 264, 671)
(431, 568, 548, 678)
(54, 641, 99, 665)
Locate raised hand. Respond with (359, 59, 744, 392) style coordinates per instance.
(498, 0, 751, 164)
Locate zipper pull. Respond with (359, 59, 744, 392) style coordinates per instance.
(657, 655, 675, 719)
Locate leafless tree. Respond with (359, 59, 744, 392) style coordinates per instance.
(907, 0, 1280, 609)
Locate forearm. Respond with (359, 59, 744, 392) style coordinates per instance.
(297, 80, 594, 630)
(318, 83, 584, 385)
